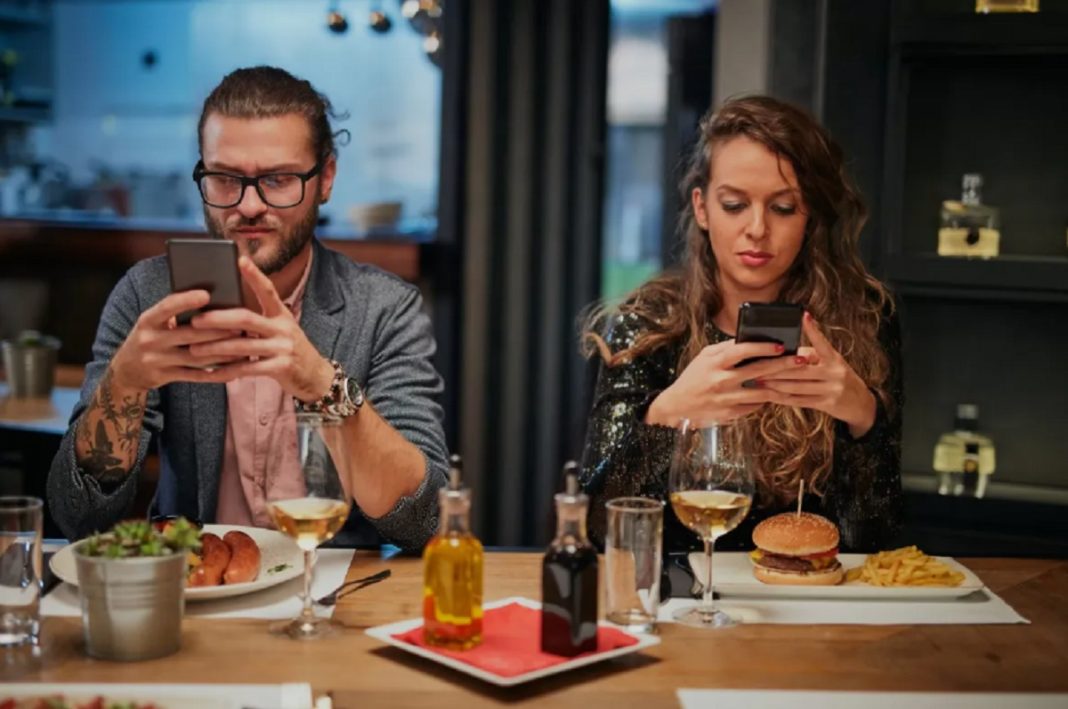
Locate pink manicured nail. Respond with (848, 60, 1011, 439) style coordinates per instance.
(775, 344, 785, 353)
(795, 356, 807, 365)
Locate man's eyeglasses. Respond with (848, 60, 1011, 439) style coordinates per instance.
(193, 160, 323, 209)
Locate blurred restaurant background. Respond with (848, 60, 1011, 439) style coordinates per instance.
(1, 0, 1066, 553)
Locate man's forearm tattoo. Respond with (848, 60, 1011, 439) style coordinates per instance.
(84, 419, 126, 484)
(116, 394, 145, 452)
(77, 366, 147, 483)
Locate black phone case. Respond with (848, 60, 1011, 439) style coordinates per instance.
(734, 302, 804, 367)
(166, 239, 244, 325)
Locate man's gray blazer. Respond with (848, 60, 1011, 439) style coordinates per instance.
(47, 239, 448, 550)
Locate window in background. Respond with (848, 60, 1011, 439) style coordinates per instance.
(602, 0, 716, 300)
(9, 0, 442, 239)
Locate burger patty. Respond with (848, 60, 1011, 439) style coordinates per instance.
(756, 554, 842, 574)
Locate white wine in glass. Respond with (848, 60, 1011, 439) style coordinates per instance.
(270, 497, 350, 552)
(669, 490, 751, 540)
(668, 420, 754, 628)
(267, 412, 351, 639)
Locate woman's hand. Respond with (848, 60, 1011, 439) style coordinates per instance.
(644, 339, 814, 427)
(758, 313, 877, 438)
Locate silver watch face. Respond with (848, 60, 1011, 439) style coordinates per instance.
(345, 377, 364, 408)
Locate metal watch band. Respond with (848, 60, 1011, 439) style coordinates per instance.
(294, 359, 361, 418)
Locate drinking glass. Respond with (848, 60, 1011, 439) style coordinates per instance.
(266, 412, 351, 639)
(668, 420, 754, 628)
(604, 497, 663, 633)
(0, 497, 43, 647)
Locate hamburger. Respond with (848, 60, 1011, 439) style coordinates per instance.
(750, 512, 844, 585)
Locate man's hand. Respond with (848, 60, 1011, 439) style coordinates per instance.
(182, 256, 334, 401)
(110, 289, 240, 392)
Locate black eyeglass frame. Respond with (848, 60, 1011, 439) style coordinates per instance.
(192, 159, 325, 209)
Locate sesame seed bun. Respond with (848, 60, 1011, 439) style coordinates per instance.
(751, 512, 840, 557)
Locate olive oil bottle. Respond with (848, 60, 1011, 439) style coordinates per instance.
(423, 455, 484, 650)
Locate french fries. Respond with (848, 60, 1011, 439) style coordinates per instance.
(845, 545, 965, 587)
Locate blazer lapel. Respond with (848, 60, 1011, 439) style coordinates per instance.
(302, 240, 345, 359)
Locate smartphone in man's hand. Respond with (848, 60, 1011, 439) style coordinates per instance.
(734, 302, 804, 368)
(166, 239, 245, 326)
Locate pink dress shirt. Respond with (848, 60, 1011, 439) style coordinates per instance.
(215, 251, 314, 527)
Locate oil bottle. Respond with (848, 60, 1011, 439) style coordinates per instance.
(423, 454, 484, 649)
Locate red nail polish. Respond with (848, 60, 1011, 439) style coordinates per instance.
(795, 356, 807, 365)
(775, 344, 785, 353)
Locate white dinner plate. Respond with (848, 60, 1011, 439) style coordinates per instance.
(366, 596, 661, 687)
(50, 524, 304, 602)
(689, 552, 985, 600)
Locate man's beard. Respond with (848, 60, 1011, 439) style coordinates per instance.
(204, 202, 319, 275)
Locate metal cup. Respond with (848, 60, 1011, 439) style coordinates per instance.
(1, 334, 60, 399)
(0, 497, 43, 647)
(604, 497, 664, 633)
(74, 547, 186, 661)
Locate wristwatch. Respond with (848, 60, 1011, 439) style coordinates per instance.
(295, 359, 364, 418)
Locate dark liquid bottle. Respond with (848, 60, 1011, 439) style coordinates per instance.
(541, 465, 598, 656)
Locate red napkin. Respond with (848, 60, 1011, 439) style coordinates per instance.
(392, 602, 640, 678)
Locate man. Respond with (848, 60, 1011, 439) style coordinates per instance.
(47, 66, 448, 550)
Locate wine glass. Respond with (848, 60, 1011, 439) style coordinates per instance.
(266, 412, 351, 639)
(668, 419, 754, 628)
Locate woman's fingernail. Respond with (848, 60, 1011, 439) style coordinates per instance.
(795, 356, 807, 365)
(775, 344, 785, 353)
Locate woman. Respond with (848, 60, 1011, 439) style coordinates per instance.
(580, 95, 902, 554)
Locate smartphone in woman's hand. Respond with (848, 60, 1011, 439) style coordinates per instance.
(734, 302, 803, 368)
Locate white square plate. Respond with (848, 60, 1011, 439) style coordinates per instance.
(365, 596, 661, 687)
(690, 552, 985, 600)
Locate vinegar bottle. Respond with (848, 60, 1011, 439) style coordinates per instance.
(423, 455, 484, 649)
(541, 462, 599, 656)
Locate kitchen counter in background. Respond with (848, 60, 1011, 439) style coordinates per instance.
(0, 218, 436, 363)
(0, 217, 427, 282)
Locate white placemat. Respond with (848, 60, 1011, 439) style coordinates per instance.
(2, 682, 320, 709)
(678, 689, 1068, 709)
(42, 548, 355, 620)
(658, 587, 1028, 625)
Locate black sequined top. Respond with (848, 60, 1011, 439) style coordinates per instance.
(579, 307, 903, 554)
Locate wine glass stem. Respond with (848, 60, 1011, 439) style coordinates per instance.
(300, 549, 315, 620)
(701, 537, 715, 613)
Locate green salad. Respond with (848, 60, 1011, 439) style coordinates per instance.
(77, 518, 201, 558)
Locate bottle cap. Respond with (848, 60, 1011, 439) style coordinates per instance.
(563, 461, 579, 496)
(954, 404, 979, 432)
(448, 454, 462, 491)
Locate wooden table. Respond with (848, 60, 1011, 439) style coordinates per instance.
(9, 554, 1068, 707)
